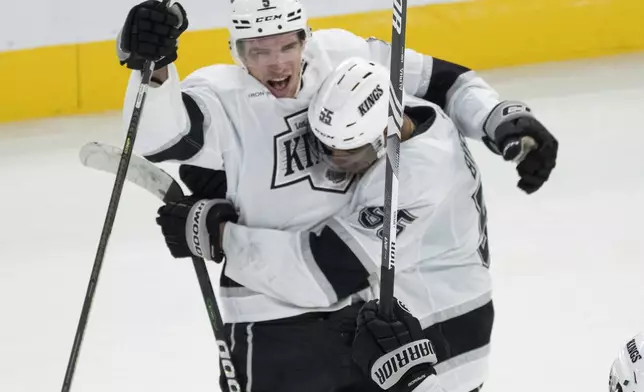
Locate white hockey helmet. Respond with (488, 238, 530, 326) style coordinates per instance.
(228, 0, 311, 66)
(609, 332, 644, 392)
(308, 57, 390, 173)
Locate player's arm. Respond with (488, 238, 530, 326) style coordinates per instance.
(117, 0, 229, 170)
(363, 34, 559, 194)
(122, 66, 232, 170)
(152, 187, 434, 308)
(363, 35, 499, 141)
(219, 211, 385, 308)
(219, 174, 439, 307)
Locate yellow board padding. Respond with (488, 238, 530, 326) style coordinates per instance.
(2, 0, 644, 124)
(0, 44, 79, 121)
(77, 28, 233, 115)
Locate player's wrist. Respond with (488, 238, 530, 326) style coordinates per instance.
(393, 363, 435, 392)
(150, 67, 169, 86)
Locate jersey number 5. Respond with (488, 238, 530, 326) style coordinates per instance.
(358, 206, 417, 239)
(459, 132, 491, 269)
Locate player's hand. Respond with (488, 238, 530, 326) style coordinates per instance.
(117, 0, 189, 70)
(155, 197, 238, 262)
(483, 101, 558, 194)
(352, 299, 439, 392)
(179, 165, 227, 199)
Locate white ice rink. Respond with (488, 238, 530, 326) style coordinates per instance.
(2, 53, 644, 392)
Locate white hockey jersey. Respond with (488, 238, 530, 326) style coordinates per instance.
(123, 28, 499, 327)
(221, 98, 492, 392)
(414, 375, 447, 392)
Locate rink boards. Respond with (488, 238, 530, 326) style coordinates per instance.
(1, 0, 644, 123)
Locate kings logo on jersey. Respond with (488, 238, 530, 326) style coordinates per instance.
(272, 110, 356, 193)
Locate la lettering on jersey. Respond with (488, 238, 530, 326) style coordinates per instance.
(272, 109, 356, 193)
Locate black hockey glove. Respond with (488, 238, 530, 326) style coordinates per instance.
(179, 165, 227, 199)
(117, 0, 188, 70)
(353, 299, 438, 392)
(155, 197, 238, 262)
(482, 101, 558, 194)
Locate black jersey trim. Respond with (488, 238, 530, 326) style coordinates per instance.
(308, 226, 371, 301)
(145, 92, 205, 163)
(423, 58, 471, 110)
(423, 300, 494, 364)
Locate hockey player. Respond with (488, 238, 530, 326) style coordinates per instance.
(154, 57, 531, 391)
(609, 332, 644, 392)
(117, 0, 558, 390)
(117, 0, 558, 196)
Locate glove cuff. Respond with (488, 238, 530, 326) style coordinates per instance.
(483, 100, 534, 143)
(185, 199, 220, 261)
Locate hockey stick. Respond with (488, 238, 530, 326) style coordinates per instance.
(61, 59, 157, 391)
(503, 136, 537, 163)
(79, 142, 241, 392)
(379, 0, 408, 318)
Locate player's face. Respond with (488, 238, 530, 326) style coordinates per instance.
(240, 32, 304, 98)
(319, 133, 385, 174)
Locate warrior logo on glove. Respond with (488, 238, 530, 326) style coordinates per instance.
(372, 339, 437, 389)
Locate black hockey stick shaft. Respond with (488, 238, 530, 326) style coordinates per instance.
(190, 257, 240, 392)
(379, 0, 408, 318)
(78, 142, 240, 391)
(61, 59, 157, 392)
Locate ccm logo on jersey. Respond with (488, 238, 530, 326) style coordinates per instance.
(627, 339, 642, 363)
(248, 91, 269, 99)
(358, 85, 384, 116)
(371, 339, 437, 389)
(256, 14, 282, 22)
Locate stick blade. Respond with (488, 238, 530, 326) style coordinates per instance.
(79, 142, 184, 202)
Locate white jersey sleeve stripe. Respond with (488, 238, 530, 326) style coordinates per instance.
(418, 290, 492, 329)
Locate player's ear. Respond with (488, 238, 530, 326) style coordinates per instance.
(236, 40, 246, 59)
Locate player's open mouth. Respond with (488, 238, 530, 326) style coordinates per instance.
(267, 76, 291, 92)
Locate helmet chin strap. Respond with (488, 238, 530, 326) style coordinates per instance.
(292, 55, 308, 97)
(373, 134, 387, 160)
(292, 35, 310, 97)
